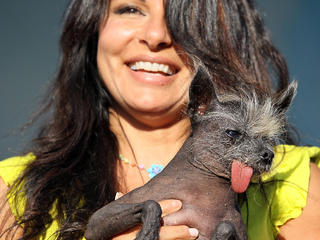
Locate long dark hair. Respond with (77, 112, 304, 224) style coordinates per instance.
(166, 0, 289, 93)
(5, 0, 292, 239)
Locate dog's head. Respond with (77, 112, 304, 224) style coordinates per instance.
(188, 68, 297, 192)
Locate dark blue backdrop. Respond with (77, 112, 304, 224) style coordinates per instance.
(1, 1, 319, 159)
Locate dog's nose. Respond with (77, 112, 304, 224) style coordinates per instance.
(260, 150, 274, 165)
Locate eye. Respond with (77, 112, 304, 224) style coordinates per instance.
(114, 5, 145, 16)
(225, 129, 241, 138)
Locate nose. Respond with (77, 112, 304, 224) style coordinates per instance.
(140, 11, 172, 51)
(260, 149, 274, 165)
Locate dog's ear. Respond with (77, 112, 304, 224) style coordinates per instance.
(273, 81, 297, 114)
(188, 65, 220, 117)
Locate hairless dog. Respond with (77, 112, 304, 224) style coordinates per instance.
(85, 71, 297, 240)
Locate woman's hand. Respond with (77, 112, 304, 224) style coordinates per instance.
(112, 194, 199, 240)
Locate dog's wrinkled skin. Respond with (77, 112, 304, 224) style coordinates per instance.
(85, 72, 297, 240)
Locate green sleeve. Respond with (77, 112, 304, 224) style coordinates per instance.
(242, 145, 320, 240)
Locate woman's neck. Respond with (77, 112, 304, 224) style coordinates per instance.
(109, 107, 192, 168)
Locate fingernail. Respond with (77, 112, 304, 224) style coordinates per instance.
(115, 192, 121, 200)
(172, 200, 182, 208)
(189, 228, 199, 238)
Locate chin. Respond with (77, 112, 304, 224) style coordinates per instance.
(128, 104, 173, 115)
(124, 96, 172, 112)
(119, 102, 178, 125)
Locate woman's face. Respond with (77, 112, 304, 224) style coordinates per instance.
(97, 0, 192, 127)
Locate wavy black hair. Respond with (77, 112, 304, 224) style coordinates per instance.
(4, 0, 293, 239)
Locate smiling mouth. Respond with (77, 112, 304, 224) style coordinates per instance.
(128, 61, 176, 76)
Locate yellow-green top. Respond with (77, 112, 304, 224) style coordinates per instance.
(1, 145, 320, 240)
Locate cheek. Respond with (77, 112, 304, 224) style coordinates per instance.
(97, 20, 136, 95)
(98, 19, 137, 56)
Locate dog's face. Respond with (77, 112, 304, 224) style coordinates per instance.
(189, 81, 297, 183)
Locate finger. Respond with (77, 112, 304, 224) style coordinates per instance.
(163, 210, 186, 226)
(115, 192, 124, 200)
(112, 225, 199, 240)
(112, 226, 141, 240)
(158, 199, 182, 217)
(159, 225, 199, 240)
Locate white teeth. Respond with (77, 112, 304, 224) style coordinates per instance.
(129, 61, 174, 75)
(163, 65, 169, 74)
(151, 63, 158, 71)
(145, 62, 152, 69)
(130, 64, 138, 70)
(158, 64, 164, 72)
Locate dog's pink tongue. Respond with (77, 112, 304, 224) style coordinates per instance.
(231, 160, 253, 193)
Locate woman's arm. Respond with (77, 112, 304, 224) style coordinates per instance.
(1, 182, 197, 240)
(278, 162, 320, 240)
(0, 177, 23, 240)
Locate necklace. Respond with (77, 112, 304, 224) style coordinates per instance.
(119, 154, 164, 179)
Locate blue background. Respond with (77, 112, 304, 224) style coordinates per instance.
(0, 1, 319, 159)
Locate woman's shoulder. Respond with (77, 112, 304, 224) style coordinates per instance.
(0, 154, 73, 240)
(242, 144, 320, 239)
(0, 176, 23, 239)
(264, 145, 320, 226)
(0, 153, 35, 187)
(277, 162, 320, 239)
(0, 156, 29, 239)
(261, 144, 320, 182)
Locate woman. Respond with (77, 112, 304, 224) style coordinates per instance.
(0, 0, 319, 239)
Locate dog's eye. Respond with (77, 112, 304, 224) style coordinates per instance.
(226, 129, 241, 138)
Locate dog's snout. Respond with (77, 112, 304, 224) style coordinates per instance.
(260, 150, 274, 165)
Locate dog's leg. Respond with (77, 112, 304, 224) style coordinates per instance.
(135, 200, 162, 240)
(85, 202, 144, 240)
(85, 200, 162, 240)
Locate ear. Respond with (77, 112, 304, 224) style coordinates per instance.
(273, 81, 297, 114)
(188, 65, 220, 116)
